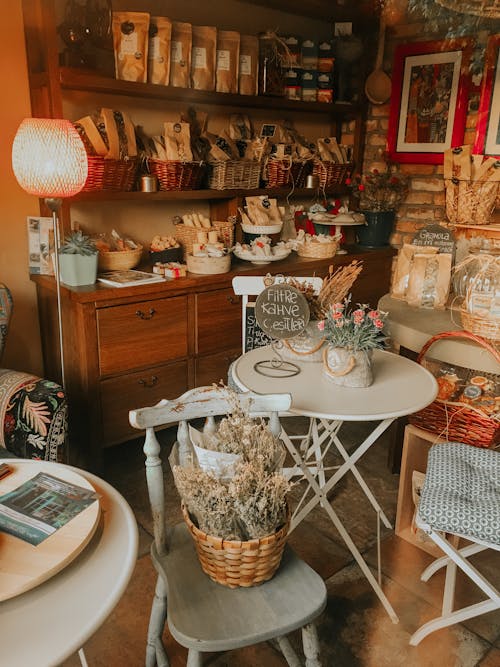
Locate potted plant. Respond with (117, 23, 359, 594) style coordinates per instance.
(58, 230, 98, 287)
(281, 260, 364, 362)
(320, 299, 388, 387)
(346, 156, 409, 248)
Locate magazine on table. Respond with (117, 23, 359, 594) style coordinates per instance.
(0, 472, 99, 545)
(98, 269, 166, 287)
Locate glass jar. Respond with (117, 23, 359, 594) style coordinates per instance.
(454, 249, 500, 318)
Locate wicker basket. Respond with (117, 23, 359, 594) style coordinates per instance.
(208, 160, 261, 190)
(408, 330, 500, 449)
(148, 158, 205, 191)
(460, 307, 500, 342)
(312, 160, 351, 189)
(182, 504, 289, 588)
(175, 221, 235, 259)
(83, 156, 138, 192)
(98, 246, 143, 271)
(297, 239, 338, 258)
(262, 158, 314, 188)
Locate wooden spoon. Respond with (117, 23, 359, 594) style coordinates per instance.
(364, 16, 392, 105)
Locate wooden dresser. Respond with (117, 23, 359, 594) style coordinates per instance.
(32, 247, 394, 470)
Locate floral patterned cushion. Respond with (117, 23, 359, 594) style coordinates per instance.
(0, 370, 67, 461)
(418, 442, 500, 546)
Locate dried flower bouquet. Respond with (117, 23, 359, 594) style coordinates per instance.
(172, 389, 291, 541)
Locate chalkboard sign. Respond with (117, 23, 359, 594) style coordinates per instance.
(412, 224, 455, 254)
(244, 303, 272, 352)
(254, 284, 309, 340)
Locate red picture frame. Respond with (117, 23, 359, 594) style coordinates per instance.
(474, 34, 500, 158)
(387, 38, 473, 164)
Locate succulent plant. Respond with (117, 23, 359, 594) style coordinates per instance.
(59, 230, 97, 256)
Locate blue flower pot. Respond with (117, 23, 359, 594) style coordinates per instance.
(356, 210, 396, 248)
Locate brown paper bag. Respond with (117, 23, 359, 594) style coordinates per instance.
(112, 12, 150, 83)
(147, 16, 172, 85)
(170, 22, 192, 88)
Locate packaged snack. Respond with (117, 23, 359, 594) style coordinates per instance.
(191, 25, 217, 91)
(112, 11, 149, 83)
(239, 35, 259, 96)
(147, 16, 172, 85)
(163, 121, 193, 161)
(406, 253, 452, 309)
(216, 30, 240, 93)
(391, 244, 439, 301)
(170, 21, 192, 88)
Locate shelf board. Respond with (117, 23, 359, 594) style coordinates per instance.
(59, 67, 361, 116)
(70, 186, 347, 203)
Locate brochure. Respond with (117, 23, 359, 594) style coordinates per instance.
(0, 472, 98, 545)
(98, 269, 166, 287)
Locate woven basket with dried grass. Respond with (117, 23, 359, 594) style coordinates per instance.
(182, 504, 289, 588)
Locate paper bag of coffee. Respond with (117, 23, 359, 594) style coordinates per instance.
(191, 25, 217, 91)
(239, 34, 259, 95)
(170, 22, 192, 88)
(164, 122, 193, 161)
(216, 30, 240, 93)
(391, 244, 439, 300)
(148, 16, 172, 85)
(112, 11, 149, 83)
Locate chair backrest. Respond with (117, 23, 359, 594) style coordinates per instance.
(0, 284, 13, 362)
(129, 385, 292, 555)
(232, 275, 323, 352)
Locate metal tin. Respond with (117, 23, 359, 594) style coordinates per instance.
(141, 175, 158, 192)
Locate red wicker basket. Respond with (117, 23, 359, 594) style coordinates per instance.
(409, 330, 500, 449)
(312, 160, 351, 189)
(148, 158, 205, 191)
(83, 155, 138, 192)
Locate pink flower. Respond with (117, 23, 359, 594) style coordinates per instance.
(317, 320, 325, 331)
(332, 302, 344, 311)
(367, 310, 379, 320)
(333, 311, 343, 320)
(353, 309, 364, 318)
(374, 319, 384, 329)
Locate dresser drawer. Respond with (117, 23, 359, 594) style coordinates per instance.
(97, 296, 188, 376)
(196, 288, 242, 355)
(195, 347, 241, 387)
(100, 360, 189, 445)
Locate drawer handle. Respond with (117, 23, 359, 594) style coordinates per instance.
(139, 376, 158, 388)
(136, 308, 156, 320)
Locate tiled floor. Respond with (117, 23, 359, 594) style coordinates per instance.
(62, 419, 500, 667)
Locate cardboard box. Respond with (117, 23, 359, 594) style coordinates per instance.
(27, 217, 54, 275)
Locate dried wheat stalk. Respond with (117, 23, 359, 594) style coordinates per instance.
(316, 260, 364, 318)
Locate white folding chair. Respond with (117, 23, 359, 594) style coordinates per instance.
(410, 441, 500, 645)
(230, 275, 328, 478)
(129, 386, 327, 667)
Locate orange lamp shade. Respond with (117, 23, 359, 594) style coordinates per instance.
(12, 118, 88, 198)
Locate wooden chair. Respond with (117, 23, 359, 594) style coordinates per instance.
(129, 386, 327, 667)
(410, 442, 500, 645)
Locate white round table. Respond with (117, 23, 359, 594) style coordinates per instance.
(232, 346, 437, 624)
(0, 460, 139, 667)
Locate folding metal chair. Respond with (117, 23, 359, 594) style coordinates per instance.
(410, 441, 500, 645)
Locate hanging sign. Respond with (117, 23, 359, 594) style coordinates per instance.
(254, 284, 309, 340)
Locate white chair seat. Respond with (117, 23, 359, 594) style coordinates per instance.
(155, 524, 327, 652)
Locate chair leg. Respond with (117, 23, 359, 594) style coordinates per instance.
(78, 648, 89, 667)
(302, 623, 322, 667)
(146, 574, 169, 667)
(274, 635, 302, 667)
(186, 649, 203, 666)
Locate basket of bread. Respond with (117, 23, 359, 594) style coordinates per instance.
(93, 230, 143, 271)
(174, 213, 234, 260)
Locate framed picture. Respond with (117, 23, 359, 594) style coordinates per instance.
(474, 34, 500, 158)
(387, 38, 473, 164)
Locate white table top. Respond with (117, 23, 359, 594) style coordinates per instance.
(379, 294, 500, 374)
(0, 460, 139, 667)
(232, 347, 438, 421)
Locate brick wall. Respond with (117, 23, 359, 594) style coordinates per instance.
(343, 9, 499, 248)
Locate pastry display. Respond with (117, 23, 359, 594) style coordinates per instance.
(233, 235, 291, 264)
